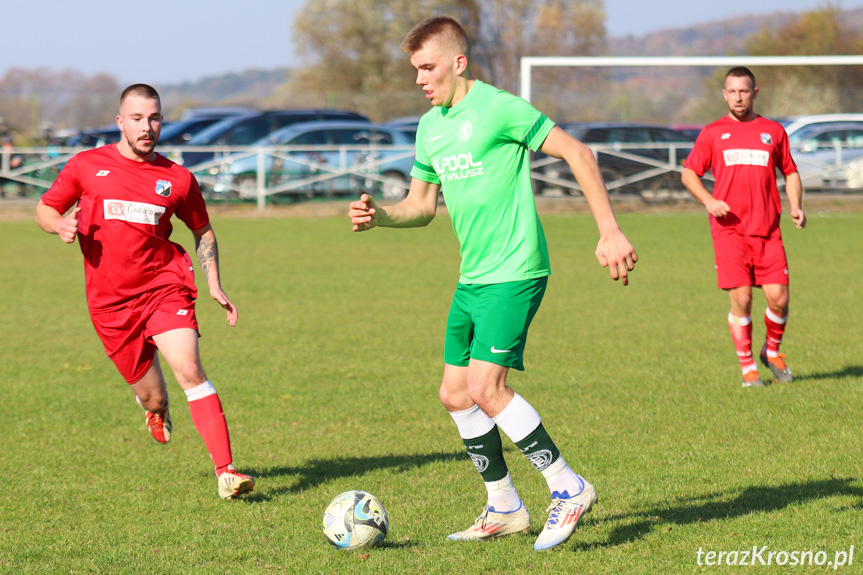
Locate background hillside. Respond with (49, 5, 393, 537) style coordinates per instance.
(158, 6, 863, 124)
(3, 4, 863, 141)
(610, 8, 863, 55)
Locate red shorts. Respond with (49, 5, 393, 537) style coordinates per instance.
(90, 285, 199, 384)
(712, 230, 789, 289)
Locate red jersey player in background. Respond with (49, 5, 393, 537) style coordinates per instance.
(35, 84, 254, 499)
(682, 67, 806, 388)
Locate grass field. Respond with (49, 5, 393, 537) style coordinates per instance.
(1, 206, 862, 574)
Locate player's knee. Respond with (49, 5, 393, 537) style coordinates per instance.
(137, 389, 167, 411)
(438, 382, 462, 411)
(465, 379, 493, 411)
(440, 377, 476, 412)
(178, 360, 206, 386)
(731, 292, 752, 313)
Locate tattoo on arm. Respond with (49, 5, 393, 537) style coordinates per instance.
(195, 232, 219, 283)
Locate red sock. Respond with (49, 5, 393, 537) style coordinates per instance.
(188, 393, 233, 475)
(764, 308, 787, 357)
(728, 313, 756, 373)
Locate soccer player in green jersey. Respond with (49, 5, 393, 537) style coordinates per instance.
(349, 16, 637, 551)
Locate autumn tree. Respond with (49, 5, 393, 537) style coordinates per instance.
(745, 5, 863, 116)
(0, 69, 119, 142)
(468, 0, 606, 121)
(281, 0, 605, 121)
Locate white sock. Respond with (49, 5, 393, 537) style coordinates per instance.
(449, 404, 495, 439)
(542, 458, 585, 498)
(184, 380, 217, 401)
(491, 393, 541, 443)
(485, 473, 522, 512)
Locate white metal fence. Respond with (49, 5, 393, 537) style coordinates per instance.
(3, 142, 859, 209)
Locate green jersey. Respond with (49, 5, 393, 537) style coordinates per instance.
(411, 80, 555, 284)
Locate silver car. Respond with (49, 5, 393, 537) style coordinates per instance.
(214, 121, 415, 200)
(790, 122, 863, 190)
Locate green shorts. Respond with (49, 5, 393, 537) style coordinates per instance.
(444, 277, 547, 371)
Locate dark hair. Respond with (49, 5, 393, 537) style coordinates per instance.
(120, 83, 160, 107)
(401, 16, 469, 55)
(726, 66, 756, 87)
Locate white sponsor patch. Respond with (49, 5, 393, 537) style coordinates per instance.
(103, 199, 165, 224)
(468, 453, 490, 473)
(525, 449, 554, 471)
(723, 148, 769, 167)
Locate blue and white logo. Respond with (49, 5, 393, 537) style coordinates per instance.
(761, 133, 772, 145)
(155, 180, 172, 197)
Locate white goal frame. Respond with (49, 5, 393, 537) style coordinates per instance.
(519, 55, 863, 103)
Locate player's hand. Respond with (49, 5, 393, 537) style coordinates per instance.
(210, 288, 238, 327)
(349, 194, 378, 232)
(791, 208, 806, 229)
(56, 206, 81, 243)
(595, 229, 638, 286)
(705, 198, 731, 219)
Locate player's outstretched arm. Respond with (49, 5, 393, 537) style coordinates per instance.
(36, 200, 80, 244)
(348, 178, 440, 231)
(784, 171, 806, 229)
(193, 223, 237, 327)
(539, 127, 637, 285)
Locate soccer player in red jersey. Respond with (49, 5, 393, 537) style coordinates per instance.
(682, 67, 806, 388)
(36, 84, 254, 499)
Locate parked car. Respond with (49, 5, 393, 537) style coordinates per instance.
(158, 116, 234, 146)
(213, 121, 414, 200)
(383, 116, 421, 143)
(66, 125, 122, 147)
(669, 123, 703, 140)
(790, 122, 863, 190)
(180, 107, 252, 120)
(179, 109, 370, 168)
(534, 122, 695, 195)
(783, 113, 863, 145)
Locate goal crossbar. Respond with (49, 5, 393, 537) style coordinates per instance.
(519, 55, 863, 102)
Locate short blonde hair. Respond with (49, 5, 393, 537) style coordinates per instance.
(401, 16, 469, 57)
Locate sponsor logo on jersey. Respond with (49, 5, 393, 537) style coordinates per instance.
(177, 309, 189, 316)
(103, 199, 165, 225)
(96, 170, 110, 177)
(155, 179, 172, 197)
(458, 121, 473, 142)
(721, 133, 731, 140)
(722, 148, 769, 167)
(428, 134, 444, 143)
(433, 153, 484, 182)
(761, 133, 773, 145)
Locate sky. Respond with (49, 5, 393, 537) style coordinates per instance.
(4, 0, 862, 86)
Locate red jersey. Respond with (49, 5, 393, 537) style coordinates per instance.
(41, 144, 209, 311)
(684, 115, 797, 237)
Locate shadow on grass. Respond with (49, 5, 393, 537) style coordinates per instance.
(794, 365, 863, 382)
(573, 476, 862, 550)
(242, 451, 464, 501)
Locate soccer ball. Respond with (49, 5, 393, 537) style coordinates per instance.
(322, 490, 389, 550)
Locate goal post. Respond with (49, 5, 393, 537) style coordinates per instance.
(519, 55, 863, 104)
(519, 55, 863, 198)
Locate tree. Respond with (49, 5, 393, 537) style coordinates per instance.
(469, 0, 606, 120)
(744, 5, 863, 115)
(284, 0, 606, 121)
(0, 69, 119, 141)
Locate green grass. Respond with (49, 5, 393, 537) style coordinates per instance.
(1, 209, 862, 574)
